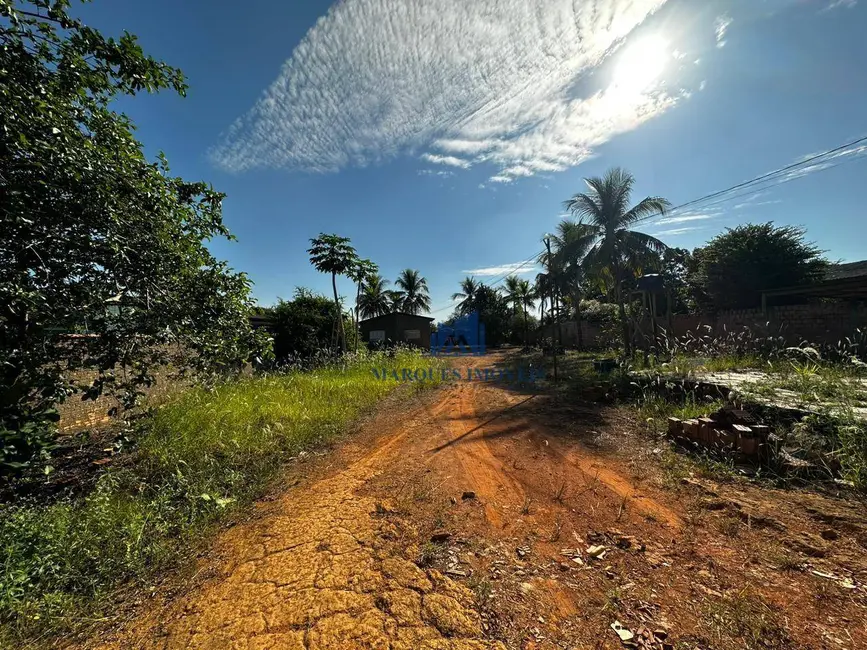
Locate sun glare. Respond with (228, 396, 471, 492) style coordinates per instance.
(612, 34, 670, 95)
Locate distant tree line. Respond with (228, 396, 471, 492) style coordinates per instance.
(442, 169, 830, 355)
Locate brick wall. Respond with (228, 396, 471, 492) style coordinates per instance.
(56, 368, 185, 434)
(534, 302, 867, 350)
(652, 302, 867, 345)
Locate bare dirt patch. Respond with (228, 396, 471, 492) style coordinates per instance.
(78, 352, 867, 650)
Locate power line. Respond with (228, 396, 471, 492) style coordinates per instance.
(426, 133, 867, 318)
(651, 135, 867, 221)
(426, 250, 541, 316)
(658, 153, 867, 219)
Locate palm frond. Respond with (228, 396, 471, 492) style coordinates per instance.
(619, 196, 671, 228)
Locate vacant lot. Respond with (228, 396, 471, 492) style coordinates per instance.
(70, 351, 867, 650)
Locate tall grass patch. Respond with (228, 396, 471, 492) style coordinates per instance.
(0, 349, 441, 646)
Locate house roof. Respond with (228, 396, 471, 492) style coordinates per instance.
(763, 261, 867, 302)
(359, 311, 435, 324)
(826, 261, 867, 281)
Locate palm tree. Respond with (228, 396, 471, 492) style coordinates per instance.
(503, 275, 530, 345)
(394, 269, 431, 315)
(539, 235, 567, 351)
(358, 273, 392, 319)
(563, 168, 670, 355)
(505, 277, 535, 345)
(307, 233, 358, 352)
(451, 276, 481, 316)
(550, 220, 596, 349)
(348, 258, 378, 348)
(534, 271, 552, 346)
(503, 276, 522, 318)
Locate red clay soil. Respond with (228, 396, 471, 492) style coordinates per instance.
(83, 353, 867, 650)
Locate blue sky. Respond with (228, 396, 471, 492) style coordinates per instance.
(80, 0, 867, 317)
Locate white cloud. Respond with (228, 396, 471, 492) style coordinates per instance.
(462, 262, 539, 277)
(650, 226, 704, 236)
(823, 0, 857, 10)
(733, 198, 783, 209)
(418, 169, 454, 177)
(653, 213, 715, 225)
(212, 0, 677, 184)
(421, 154, 471, 168)
(781, 143, 867, 181)
(699, 80, 707, 91)
(714, 14, 732, 48)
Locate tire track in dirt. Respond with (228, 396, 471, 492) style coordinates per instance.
(435, 382, 528, 530)
(93, 391, 504, 650)
(425, 369, 681, 534)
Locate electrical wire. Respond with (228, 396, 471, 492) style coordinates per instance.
(425, 134, 867, 318)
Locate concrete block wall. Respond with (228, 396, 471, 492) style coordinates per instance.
(534, 302, 867, 350)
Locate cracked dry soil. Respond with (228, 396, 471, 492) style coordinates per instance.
(92, 389, 501, 650)
(85, 353, 867, 650)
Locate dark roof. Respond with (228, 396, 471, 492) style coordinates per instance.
(827, 261, 867, 281)
(359, 311, 434, 324)
(763, 263, 867, 302)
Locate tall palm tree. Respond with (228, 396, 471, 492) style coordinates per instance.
(539, 235, 567, 350)
(506, 277, 535, 345)
(534, 271, 552, 345)
(563, 168, 670, 355)
(551, 220, 596, 349)
(307, 233, 358, 352)
(451, 276, 481, 316)
(394, 269, 431, 315)
(347, 258, 378, 347)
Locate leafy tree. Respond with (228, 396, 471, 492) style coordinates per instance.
(652, 247, 703, 314)
(466, 285, 511, 347)
(451, 276, 482, 315)
(358, 273, 392, 319)
(394, 269, 431, 315)
(0, 0, 269, 468)
(307, 233, 358, 352)
(695, 223, 829, 310)
(268, 288, 346, 361)
(563, 168, 670, 354)
(445, 284, 510, 347)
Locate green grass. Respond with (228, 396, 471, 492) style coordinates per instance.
(0, 349, 442, 647)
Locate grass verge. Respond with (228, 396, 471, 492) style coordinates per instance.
(0, 349, 442, 647)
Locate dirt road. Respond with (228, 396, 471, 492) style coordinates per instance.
(92, 353, 867, 650)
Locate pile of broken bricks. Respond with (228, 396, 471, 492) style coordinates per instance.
(667, 406, 770, 458)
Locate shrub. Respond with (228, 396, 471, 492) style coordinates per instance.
(0, 349, 440, 644)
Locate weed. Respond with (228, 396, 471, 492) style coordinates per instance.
(715, 516, 742, 538)
(468, 576, 493, 610)
(416, 541, 441, 568)
(520, 496, 531, 515)
(766, 549, 802, 573)
(603, 586, 623, 613)
(703, 588, 790, 649)
(0, 349, 442, 646)
(548, 519, 563, 542)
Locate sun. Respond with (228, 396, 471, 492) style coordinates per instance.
(612, 34, 670, 95)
